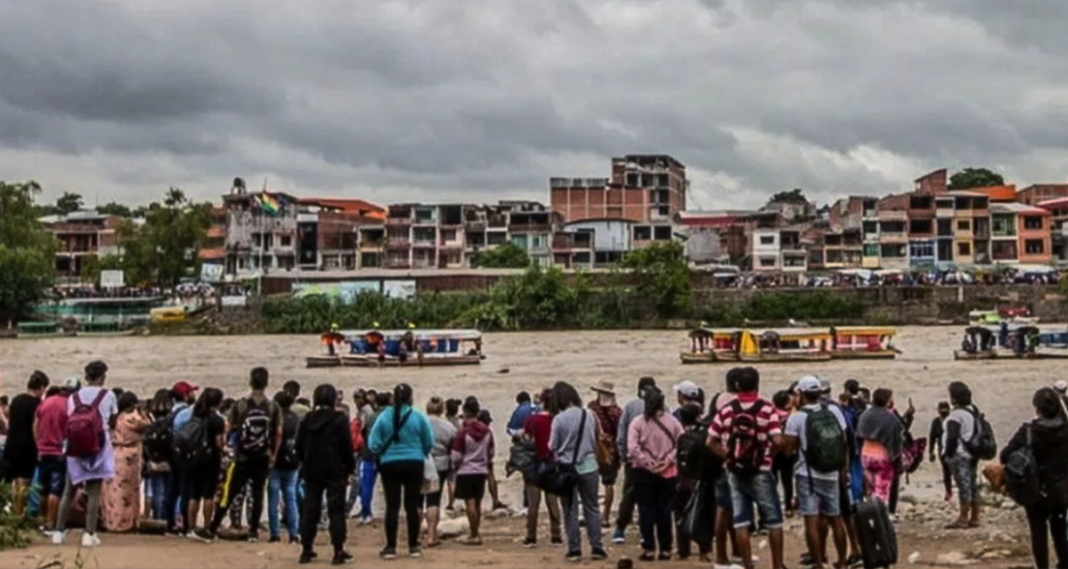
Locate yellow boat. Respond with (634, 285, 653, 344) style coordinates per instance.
(150, 307, 186, 323)
(681, 328, 833, 364)
(829, 326, 899, 360)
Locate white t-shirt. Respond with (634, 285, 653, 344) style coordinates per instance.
(785, 403, 847, 481)
(67, 387, 119, 432)
(943, 407, 976, 459)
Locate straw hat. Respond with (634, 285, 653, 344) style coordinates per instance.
(590, 380, 616, 396)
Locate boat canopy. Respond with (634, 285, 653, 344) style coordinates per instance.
(831, 326, 896, 337)
(344, 329, 482, 341)
(752, 328, 831, 341)
(688, 328, 740, 339)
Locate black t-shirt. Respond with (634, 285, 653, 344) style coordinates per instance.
(192, 411, 227, 463)
(7, 394, 41, 452)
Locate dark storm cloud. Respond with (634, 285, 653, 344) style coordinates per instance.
(1, 0, 1067, 207)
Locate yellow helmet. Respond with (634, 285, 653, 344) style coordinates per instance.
(331, 323, 339, 331)
(408, 322, 416, 329)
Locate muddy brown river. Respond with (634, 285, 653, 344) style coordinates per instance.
(0, 327, 1060, 502)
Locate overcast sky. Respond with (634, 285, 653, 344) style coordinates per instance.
(2, 0, 1067, 209)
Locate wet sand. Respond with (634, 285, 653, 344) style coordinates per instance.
(0, 326, 1057, 503)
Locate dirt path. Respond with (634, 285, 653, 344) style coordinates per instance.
(0, 512, 1034, 569)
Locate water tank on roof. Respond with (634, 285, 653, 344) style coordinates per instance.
(231, 177, 247, 195)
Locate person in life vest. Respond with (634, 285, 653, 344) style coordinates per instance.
(321, 324, 345, 357)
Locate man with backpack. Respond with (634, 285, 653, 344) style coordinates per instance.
(207, 367, 284, 542)
(942, 381, 994, 530)
(675, 403, 717, 562)
(708, 367, 786, 569)
(51, 360, 118, 549)
(784, 377, 849, 569)
(267, 391, 301, 544)
(159, 380, 198, 536)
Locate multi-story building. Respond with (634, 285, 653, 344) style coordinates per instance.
(751, 226, 807, 273)
(551, 155, 687, 223)
(1037, 198, 1068, 261)
(1018, 184, 1068, 206)
(199, 206, 228, 270)
(552, 219, 634, 269)
(40, 211, 122, 279)
(989, 203, 1052, 264)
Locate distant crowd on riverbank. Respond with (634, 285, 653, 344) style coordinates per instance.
(1, 363, 1067, 569)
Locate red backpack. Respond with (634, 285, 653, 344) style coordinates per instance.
(66, 390, 108, 458)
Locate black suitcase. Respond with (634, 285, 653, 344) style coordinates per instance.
(855, 497, 897, 569)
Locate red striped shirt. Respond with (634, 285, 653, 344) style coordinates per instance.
(708, 392, 782, 471)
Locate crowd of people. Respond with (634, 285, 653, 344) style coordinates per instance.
(1, 363, 1066, 569)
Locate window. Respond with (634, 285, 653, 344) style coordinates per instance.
(759, 235, 776, 245)
(758, 256, 777, 268)
(863, 244, 879, 257)
(957, 242, 972, 256)
(654, 226, 672, 240)
(1025, 239, 1045, 255)
(1024, 216, 1044, 230)
(633, 226, 652, 240)
(909, 241, 934, 258)
(992, 240, 1018, 260)
(880, 244, 906, 258)
(957, 220, 970, 231)
(280, 235, 292, 247)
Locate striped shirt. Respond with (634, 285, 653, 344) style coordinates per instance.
(708, 393, 782, 472)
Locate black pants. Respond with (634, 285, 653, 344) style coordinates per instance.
(1025, 502, 1068, 569)
(301, 478, 347, 552)
(616, 464, 636, 531)
(888, 471, 901, 514)
(633, 468, 676, 554)
(772, 454, 796, 510)
(166, 464, 184, 531)
(211, 456, 269, 535)
(675, 480, 713, 558)
(379, 460, 424, 550)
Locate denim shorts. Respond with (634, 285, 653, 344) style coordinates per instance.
(948, 454, 978, 504)
(715, 473, 732, 509)
(37, 455, 66, 498)
(795, 475, 840, 517)
(728, 471, 783, 529)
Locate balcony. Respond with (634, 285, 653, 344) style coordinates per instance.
(385, 217, 411, 227)
(359, 239, 385, 250)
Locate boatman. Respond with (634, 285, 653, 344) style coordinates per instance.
(322, 323, 346, 356)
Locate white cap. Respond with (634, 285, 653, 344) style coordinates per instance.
(797, 376, 822, 394)
(674, 380, 700, 398)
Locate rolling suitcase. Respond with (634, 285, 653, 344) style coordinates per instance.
(855, 497, 897, 569)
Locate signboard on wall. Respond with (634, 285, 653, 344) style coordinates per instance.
(200, 263, 224, 283)
(382, 280, 416, 299)
(338, 281, 380, 302)
(293, 281, 382, 301)
(100, 270, 125, 289)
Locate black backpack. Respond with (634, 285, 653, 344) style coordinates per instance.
(275, 411, 301, 470)
(677, 416, 722, 480)
(144, 413, 175, 463)
(964, 407, 998, 460)
(1004, 424, 1040, 507)
(238, 398, 272, 456)
(174, 416, 212, 468)
(725, 400, 767, 478)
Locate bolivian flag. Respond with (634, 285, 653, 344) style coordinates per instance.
(258, 193, 282, 215)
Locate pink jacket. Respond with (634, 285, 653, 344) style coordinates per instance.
(627, 413, 683, 478)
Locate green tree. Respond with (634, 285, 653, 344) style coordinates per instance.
(0, 181, 55, 326)
(949, 168, 1004, 190)
(96, 202, 133, 217)
(116, 187, 210, 286)
(769, 188, 808, 204)
(476, 242, 531, 268)
(620, 241, 692, 319)
(54, 191, 84, 215)
(79, 254, 125, 283)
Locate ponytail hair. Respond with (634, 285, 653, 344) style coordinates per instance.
(393, 383, 414, 434)
(643, 387, 666, 419)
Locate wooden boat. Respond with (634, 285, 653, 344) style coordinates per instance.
(325, 329, 485, 368)
(16, 322, 64, 339)
(955, 324, 1068, 360)
(829, 326, 899, 360)
(969, 308, 1037, 326)
(305, 355, 342, 368)
(76, 321, 141, 337)
(681, 327, 832, 364)
(954, 350, 1068, 361)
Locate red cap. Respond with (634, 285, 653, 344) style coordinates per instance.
(172, 381, 199, 398)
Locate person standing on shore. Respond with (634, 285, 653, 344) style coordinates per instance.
(627, 387, 683, 561)
(103, 392, 151, 533)
(34, 378, 77, 532)
(425, 396, 456, 548)
(451, 397, 495, 546)
(5, 370, 49, 517)
(208, 367, 283, 543)
(522, 388, 563, 548)
(296, 384, 355, 566)
(267, 391, 301, 544)
(549, 381, 608, 563)
(165, 381, 199, 535)
(613, 376, 658, 544)
(53, 360, 118, 548)
(588, 380, 622, 529)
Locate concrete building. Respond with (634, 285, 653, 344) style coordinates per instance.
(751, 227, 807, 272)
(1037, 198, 1068, 262)
(552, 218, 634, 268)
(989, 203, 1052, 265)
(40, 211, 122, 279)
(1019, 184, 1068, 206)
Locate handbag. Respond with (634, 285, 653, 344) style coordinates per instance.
(421, 455, 440, 495)
(534, 409, 588, 497)
(682, 481, 714, 544)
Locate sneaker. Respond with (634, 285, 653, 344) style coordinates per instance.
(565, 551, 582, 563)
(81, 532, 101, 548)
(847, 554, 864, 568)
(522, 538, 538, 548)
(269, 536, 281, 544)
(248, 531, 260, 543)
(51, 531, 67, 546)
(299, 551, 316, 565)
(550, 537, 564, 547)
(612, 529, 626, 544)
(289, 536, 300, 545)
(409, 546, 422, 558)
(164, 527, 183, 538)
(332, 551, 354, 565)
(358, 516, 374, 526)
(380, 547, 397, 560)
(591, 547, 608, 561)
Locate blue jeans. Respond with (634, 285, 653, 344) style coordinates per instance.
(268, 468, 300, 540)
(148, 472, 170, 521)
(358, 459, 377, 519)
(795, 475, 841, 517)
(345, 455, 361, 515)
(728, 471, 783, 530)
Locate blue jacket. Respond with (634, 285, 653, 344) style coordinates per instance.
(368, 405, 434, 465)
(507, 403, 538, 436)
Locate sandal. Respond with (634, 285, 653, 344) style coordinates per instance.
(967, 520, 981, 528)
(426, 540, 442, 548)
(459, 536, 483, 546)
(944, 521, 969, 530)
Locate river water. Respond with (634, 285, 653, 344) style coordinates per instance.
(0, 327, 1057, 501)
